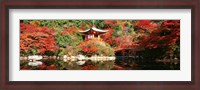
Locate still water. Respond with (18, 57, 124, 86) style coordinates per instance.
(20, 56, 180, 70)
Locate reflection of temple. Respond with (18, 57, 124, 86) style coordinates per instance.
(79, 26, 108, 40)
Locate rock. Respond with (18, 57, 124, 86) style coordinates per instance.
(63, 55, 67, 59)
(76, 61, 86, 65)
(63, 59, 68, 62)
(77, 54, 85, 61)
(28, 61, 43, 66)
(28, 55, 42, 60)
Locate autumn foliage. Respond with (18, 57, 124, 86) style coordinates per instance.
(20, 20, 180, 59)
(138, 20, 180, 49)
(20, 23, 58, 55)
(79, 39, 114, 56)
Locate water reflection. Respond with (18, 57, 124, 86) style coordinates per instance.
(20, 56, 180, 70)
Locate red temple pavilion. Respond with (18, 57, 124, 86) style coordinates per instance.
(79, 26, 108, 40)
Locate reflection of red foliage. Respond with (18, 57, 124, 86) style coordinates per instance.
(82, 65, 97, 70)
(112, 65, 125, 70)
(46, 64, 57, 70)
(38, 63, 47, 70)
(20, 67, 30, 70)
(20, 23, 58, 54)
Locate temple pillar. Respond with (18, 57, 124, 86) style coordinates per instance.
(92, 34, 94, 38)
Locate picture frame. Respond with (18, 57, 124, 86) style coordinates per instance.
(0, 0, 199, 90)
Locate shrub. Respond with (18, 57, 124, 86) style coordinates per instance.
(79, 39, 115, 56)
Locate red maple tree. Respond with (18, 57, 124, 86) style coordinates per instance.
(20, 23, 58, 55)
(138, 20, 180, 49)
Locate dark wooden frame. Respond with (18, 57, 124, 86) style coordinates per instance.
(0, 0, 199, 90)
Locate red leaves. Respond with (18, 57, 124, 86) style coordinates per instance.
(82, 65, 97, 70)
(104, 20, 119, 27)
(102, 28, 114, 44)
(61, 26, 79, 35)
(138, 20, 180, 49)
(104, 20, 113, 25)
(135, 20, 158, 33)
(79, 40, 98, 54)
(20, 23, 58, 54)
(136, 20, 151, 26)
(162, 20, 180, 29)
(20, 20, 179, 57)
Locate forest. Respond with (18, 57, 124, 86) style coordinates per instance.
(20, 20, 180, 70)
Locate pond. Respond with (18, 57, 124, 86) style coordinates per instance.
(20, 56, 180, 70)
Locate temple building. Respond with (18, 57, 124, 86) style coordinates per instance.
(79, 26, 108, 40)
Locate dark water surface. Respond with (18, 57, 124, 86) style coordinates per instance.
(20, 56, 180, 70)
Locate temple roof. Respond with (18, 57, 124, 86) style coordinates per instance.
(79, 26, 108, 33)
